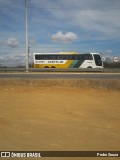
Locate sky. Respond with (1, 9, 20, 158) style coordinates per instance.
(0, 0, 120, 66)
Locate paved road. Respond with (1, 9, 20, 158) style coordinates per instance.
(0, 73, 120, 79)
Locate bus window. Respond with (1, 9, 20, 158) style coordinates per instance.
(93, 54, 102, 66)
(35, 55, 40, 60)
(66, 55, 76, 60)
(81, 54, 93, 60)
(76, 55, 81, 60)
(88, 54, 93, 60)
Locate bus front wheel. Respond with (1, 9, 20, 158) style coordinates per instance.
(87, 66, 92, 68)
(44, 66, 49, 68)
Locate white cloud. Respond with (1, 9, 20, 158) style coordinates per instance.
(0, 0, 120, 67)
(72, 10, 120, 38)
(45, 0, 120, 39)
(6, 37, 18, 48)
(51, 31, 78, 43)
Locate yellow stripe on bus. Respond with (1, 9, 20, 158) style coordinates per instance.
(34, 60, 73, 68)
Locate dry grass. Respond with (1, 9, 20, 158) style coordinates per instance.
(0, 79, 120, 90)
(0, 79, 120, 160)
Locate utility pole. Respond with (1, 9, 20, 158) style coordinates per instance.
(25, 0, 29, 72)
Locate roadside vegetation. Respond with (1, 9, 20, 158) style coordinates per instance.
(103, 62, 120, 68)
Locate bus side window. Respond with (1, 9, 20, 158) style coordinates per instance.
(69, 55, 75, 60)
(89, 54, 93, 60)
(57, 55, 61, 60)
(52, 55, 56, 60)
(81, 55, 85, 60)
(35, 55, 39, 60)
(60, 55, 65, 60)
(75, 55, 79, 60)
(84, 54, 88, 60)
(72, 55, 75, 60)
(40, 55, 45, 60)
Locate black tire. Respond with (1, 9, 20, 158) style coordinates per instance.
(51, 66, 56, 68)
(87, 66, 92, 68)
(44, 66, 49, 68)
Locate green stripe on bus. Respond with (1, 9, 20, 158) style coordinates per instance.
(69, 60, 84, 68)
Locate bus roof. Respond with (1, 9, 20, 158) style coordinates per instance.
(34, 52, 101, 55)
(34, 52, 78, 55)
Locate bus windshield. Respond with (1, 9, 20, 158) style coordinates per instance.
(93, 54, 102, 66)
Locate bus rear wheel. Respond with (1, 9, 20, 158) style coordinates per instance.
(44, 66, 49, 68)
(51, 66, 56, 68)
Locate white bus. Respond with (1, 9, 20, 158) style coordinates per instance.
(33, 52, 103, 68)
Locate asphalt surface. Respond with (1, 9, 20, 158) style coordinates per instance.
(0, 73, 120, 79)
